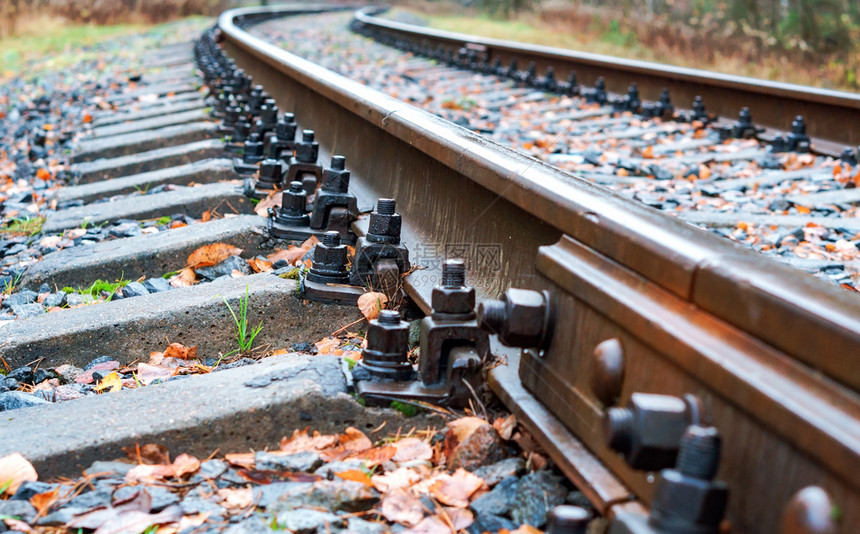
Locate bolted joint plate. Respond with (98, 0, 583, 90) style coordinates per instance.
(417, 316, 489, 388)
(349, 238, 410, 287)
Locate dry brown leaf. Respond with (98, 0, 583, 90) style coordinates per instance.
(201, 209, 212, 222)
(3, 518, 35, 533)
(134, 363, 174, 386)
(279, 428, 339, 454)
(314, 337, 341, 355)
(357, 291, 388, 320)
(124, 443, 170, 465)
(404, 515, 450, 534)
(254, 191, 282, 217)
(371, 467, 421, 493)
(428, 469, 484, 508)
(350, 445, 397, 466)
(335, 469, 374, 487)
(186, 243, 243, 269)
(169, 267, 196, 288)
(266, 235, 318, 266)
(124, 463, 174, 483)
(248, 257, 274, 273)
(95, 371, 122, 393)
(441, 507, 474, 531)
(162, 343, 197, 360)
(224, 452, 255, 469)
(382, 488, 425, 526)
(29, 487, 61, 517)
(0, 453, 37, 495)
(392, 438, 433, 463)
(217, 488, 254, 509)
(493, 414, 517, 441)
(172, 453, 200, 477)
(510, 525, 544, 534)
(320, 427, 373, 462)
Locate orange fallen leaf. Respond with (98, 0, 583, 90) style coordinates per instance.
(169, 221, 187, 229)
(641, 145, 654, 159)
(172, 454, 201, 477)
(0, 453, 38, 495)
(35, 168, 51, 181)
(440, 507, 474, 531)
(82, 113, 92, 124)
(372, 467, 421, 493)
(280, 428, 339, 454)
(493, 414, 517, 441)
(254, 191, 282, 217)
(201, 209, 212, 222)
(95, 371, 123, 393)
(796, 205, 811, 214)
(134, 363, 174, 386)
(510, 525, 543, 534)
(224, 452, 255, 469)
(186, 243, 243, 269)
(320, 427, 373, 462)
(168, 267, 196, 288)
(428, 468, 484, 508)
(42, 124, 54, 131)
(162, 342, 197, 360)
(350, 445, 397, 466)
(29, 486, 61, 517)
(336, 469, 374, 487)
(357, 291, 388, 320)
(248, 257, 273, 273)
(314, 337, 342, 355)
(404, 515, 450, 534)
(267, 235, 318, 266)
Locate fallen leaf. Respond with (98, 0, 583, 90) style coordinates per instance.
(314, 337, 342, 355)
(428, 469, 483, 508)
(75, 360, 120, 384)
(336, 469, 374, 487)
(371, 467, 421, 493)
(162, 343, 197, 360)
(125, 463, 174, 483)
(168, 267, 196, 288)
(382, 488, 425, 526)
(230, 269, 246, 277)
(248, 256, 274, 273)
(201, 209, 212, 222)
(404, 515, 450, 534)
(392, 438, 433, 463)
(82, 113, 93, 124)
(510, 525, 544, 534)
(172, 453, 200, 477)
(3, 518, 34, 533)
(217, 488, 253, 509)
(66, 501, 182, 534)
(280, 428, 339, 454)
(357, 291, 388, 320)
(134, 363, 174, 386)
(186, 243, 243, 269)
(441, 507, 474, 530)
(29, 486, 61, 517)
(493, 414, 517, 441)
(224, 452, 255, 469)
(0, 453, 37, 495)
(350, 445, 396, 466)
(320, 427, 373, 462)
(266, 235, 318, 266)
(254, 191, 282, 217)
(95, 371, 123, 393)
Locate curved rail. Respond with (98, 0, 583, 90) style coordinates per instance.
(218, 5, 860, 532)
(355, 6, 860, 148)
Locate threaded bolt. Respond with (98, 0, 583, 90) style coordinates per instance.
(377, 198, 396, 216)
(604, 407, 634, 454)
(442, 259, 465, 288)
(331, 155, 346, 171)
(302, 129, 314, 142)
(323, 231, 340, 247)
(676, 425, 721, 480)
(478, 300, 506, 334)
(288, 181, 303, 193)
(792, 115, 806, 134)
(377, 309, 401, 325)
(547, 505, 591, 534)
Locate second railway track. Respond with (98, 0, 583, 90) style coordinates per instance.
(0, 4, 858, 533)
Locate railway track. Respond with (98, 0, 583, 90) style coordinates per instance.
(0, 4, 858, 534)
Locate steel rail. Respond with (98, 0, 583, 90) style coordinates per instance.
(219, 5, 860, 531)
(354, 6, 860, 148)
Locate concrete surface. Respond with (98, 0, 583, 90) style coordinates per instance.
(90, 109, 212, 139)
(73, 122, 217, 162)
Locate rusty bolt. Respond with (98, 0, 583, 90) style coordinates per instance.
(431, 259, 475, 319)
(590, 338, 624, 407)
(477, 288, 551, 349)
(367, 198, 402, 244)
(295, 129, 319, 164)
(648, 425, 728, 534)
(356, 309, 413, 381)
(604, 393, 702, 471)
(547, 505, 591, 534)
(307, 231, 349, 284)
(782, 487, 837, 534)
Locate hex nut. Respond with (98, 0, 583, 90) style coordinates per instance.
(432, 286, 475, 315)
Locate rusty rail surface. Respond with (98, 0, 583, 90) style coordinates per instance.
(354, 6, 860, 149)
(219, 5, 860, 532)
